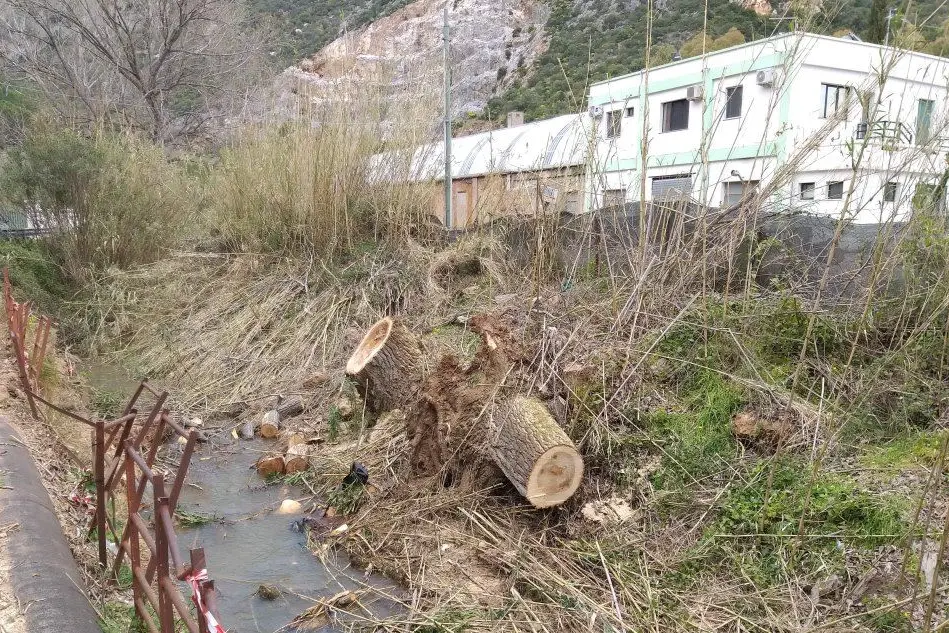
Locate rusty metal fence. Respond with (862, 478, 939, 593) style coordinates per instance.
(2, 267, 222, 633)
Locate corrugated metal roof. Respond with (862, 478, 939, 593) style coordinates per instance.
(409, 113, 591, 181)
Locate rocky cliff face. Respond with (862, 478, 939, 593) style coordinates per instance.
(282, 0, 548, 119)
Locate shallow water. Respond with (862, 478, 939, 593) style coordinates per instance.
(171, 435, 400, 633)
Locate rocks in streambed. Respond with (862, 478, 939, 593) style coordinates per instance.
(277, 498, 302, 514)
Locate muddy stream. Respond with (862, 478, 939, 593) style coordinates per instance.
(87, 364, 401, 632)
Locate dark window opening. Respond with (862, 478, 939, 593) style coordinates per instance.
(725, 85, 743, 119)
(625, 106, 635, 117)
(606, 110, 622, 139)
(884, 181, 898, 202)
(827, 181, 844, 199)
(662, 99, 689, 132)
(800, 182, 815, 200)
(822, 83, 850, 119)
(723, 180, 759, 207)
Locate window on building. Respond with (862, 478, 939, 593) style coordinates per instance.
(625, 106, 635, 117)
(725, 85, 743, 119)
(827, 181, 844, 199)
(722, 180, 759, 207)
(883, 181, 898, 202)
(800, 182, 815, 200)
(661, 99, 689, 132)
(651, 174, 693, 199)
(917, 98, 935, 145)
(603, 189, 626, 207)
(822, 83, 850, 119)
(606, 109, 622, 139)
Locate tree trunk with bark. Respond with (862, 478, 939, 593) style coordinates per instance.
(345, 317, 423, 413)
(489, 396, 583, 508)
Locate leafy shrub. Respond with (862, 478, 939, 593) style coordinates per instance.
(2, 125, 191, 282)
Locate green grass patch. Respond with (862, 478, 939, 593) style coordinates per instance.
(684, 458, 907, 587)
(859, 431, 945, 471)
(89, 386, 124, 420)
(98, 601, 145, 633)
(0, 240, 68, 313)
(174, 509, 216, 528)
(648, 371, 745, 493)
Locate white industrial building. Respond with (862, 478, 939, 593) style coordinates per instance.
(587, 32, 949, 223)
(392, 113, 589, 228)
(397, 31, 949, 226)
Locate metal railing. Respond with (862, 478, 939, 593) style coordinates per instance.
(855, 120, 915, 145)
(2, 267, 223, 633)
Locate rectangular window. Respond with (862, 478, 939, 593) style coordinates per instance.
(722, 180, 759, 207)
(883, 181, 898, 202)
(822, 83, 850, 119)
(827, 181, 844, 200)
(603, 189, 626, 207)
(800, 182, 815, 200)
(725, 85, 743, 119)
(606, 110, 622, 139)
(661, 99, 689, 132)
(651, 174, 693, 199)
(917, 98, 934, 145)
(625, 106, 635, 117)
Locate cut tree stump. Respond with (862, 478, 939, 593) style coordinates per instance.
(256, 454, 285, 478)
(490, 396, 583, 508)
(260, 410, 281, 439)
(285, 435, 311, 474)
(346, 317, 422, 413)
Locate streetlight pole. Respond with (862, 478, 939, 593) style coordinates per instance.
(442, 6, 453, 229)
(884, 7, 896, 47)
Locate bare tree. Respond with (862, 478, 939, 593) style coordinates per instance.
(0, 0, 265, 142)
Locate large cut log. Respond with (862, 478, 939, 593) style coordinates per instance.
(346, 317, 423, 413)
(260, 410, 281, 439)
(277, 396, 305, 420)
(489, 396, 583, 508)
(256, 454, 285, 478)
(285, 436, 311, 474)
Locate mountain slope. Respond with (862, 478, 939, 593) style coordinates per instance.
(247, 0, 415, 63)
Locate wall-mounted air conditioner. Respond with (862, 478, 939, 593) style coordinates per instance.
(686, 84, 704, 101)
(756, 69, 776, 86)
(588, 105, 604, 118)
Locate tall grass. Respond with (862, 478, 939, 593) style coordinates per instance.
(209, 79, 441, 257)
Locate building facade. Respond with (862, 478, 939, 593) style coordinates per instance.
(408, 114, 590, 229)
(586, 33, 949, 223)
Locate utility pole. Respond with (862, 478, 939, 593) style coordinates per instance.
(884, 7, 896, 47)
(442, 5, 453, 229)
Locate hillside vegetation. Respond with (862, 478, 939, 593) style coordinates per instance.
(247, 0, 413, 63)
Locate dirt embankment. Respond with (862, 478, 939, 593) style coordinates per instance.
(0, 341, 106, 632)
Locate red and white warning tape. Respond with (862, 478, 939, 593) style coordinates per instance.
(68, 490, 95, 516)
(186, 568, 226, 633)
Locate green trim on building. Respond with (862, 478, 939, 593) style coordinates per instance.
(589, 54, 785, 106)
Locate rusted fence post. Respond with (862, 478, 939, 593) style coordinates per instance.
(94, 420, 107, 567)
(153, 475, 175, 633)
(9, 333, 37, 418)
(189, 549, 210, 633)
(124, 452, 142, 609)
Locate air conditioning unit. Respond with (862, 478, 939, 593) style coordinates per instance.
(756, 69, 776, 86)
(588, 105, 604, 118)
(686, 84, 704, 101)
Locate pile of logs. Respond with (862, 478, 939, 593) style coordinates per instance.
(345, 316, 584, 508)
(253, 396, 311, 477)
